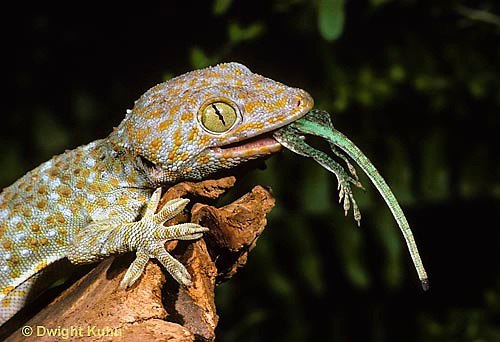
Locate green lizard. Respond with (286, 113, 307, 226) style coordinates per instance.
(0, 63, 313, 325)
(273, 109, 429, 290)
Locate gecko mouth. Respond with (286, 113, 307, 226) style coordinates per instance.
(210, 131, 282, 158)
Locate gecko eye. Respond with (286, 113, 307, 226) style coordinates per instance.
(199, 101, 238, 133)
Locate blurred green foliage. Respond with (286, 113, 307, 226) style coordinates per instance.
(2, 1, 500, 341)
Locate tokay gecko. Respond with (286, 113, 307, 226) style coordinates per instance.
(0, 63, 427, 326)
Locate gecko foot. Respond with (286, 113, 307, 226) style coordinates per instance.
(120, 188, 209, 288)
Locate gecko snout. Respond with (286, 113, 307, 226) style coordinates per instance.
(293, 89, 314, 112)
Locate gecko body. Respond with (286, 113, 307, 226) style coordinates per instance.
(0, 63, 313, 325)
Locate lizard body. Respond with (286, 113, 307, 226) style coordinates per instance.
(0, 63, 313, 325)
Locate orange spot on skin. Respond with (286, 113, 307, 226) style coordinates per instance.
(188, 127, 199, 141)
(173, 128, 182, 146)
(180, 112, 193, 122)
(96, 198, 109, 208)
(8, 256, 19, 267)
(76, 180, 85, 189)
(49, 168, 59, 178)
(2, 298, 11, 307)
(135, 127, 151, 142)
(112, 163, 122, 175)
(267, 115, 287, 124)
(40, 237, 49, 246)
(36, 200, 47, 210)
(98, 183, 109, 192)
(2, 286, 14, 295)
(35, 261, 47, 272)
(117, 194, 129, 206)
(2, 239, 12, 250)
(57, 185, 72, 198)
(27, 238, 39, 249)
(231, 123, 251, 136)
(169, 104, 181, 115)
(126, 174, 137, 184)
(273, 98, 287, 109)
(18, 181, 26, 190)
(197, 155, 210, 165)
(38, 185, 47, 195)
(146, 108, 163, 119)
(12, 203, 22, 213)
(253, 122, 265, 130)
(46, 216, 55, 225)
(70, 203, 79, 214)
(159, 119, 173, 131)
(10, 270, 20, 279)
(22, 208, 32, 218)
(198, 135, 210, 146)
(56, 212, 66, 224)
(31, 223, 41, 233)
(88, 183, 98, 193)
(58, 228, 68, 236)
(0, 223, 6, 236)
(81, 169, 90, 178)
(16, 222, 23, 231)
(110, 178, 119, 187)
(167, 150, 176, 162)
(149, 137, 163, 155)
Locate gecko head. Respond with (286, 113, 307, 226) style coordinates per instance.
(111, 62, 313, 185)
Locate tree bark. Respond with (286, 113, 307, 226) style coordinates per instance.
(6, 177, 275, 341)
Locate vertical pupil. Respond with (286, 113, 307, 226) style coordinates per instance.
(211, 103, 226, 125)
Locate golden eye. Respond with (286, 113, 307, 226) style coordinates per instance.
(199, 101, 238, 133)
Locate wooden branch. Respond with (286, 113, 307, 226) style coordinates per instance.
(6, 177, 274, 341)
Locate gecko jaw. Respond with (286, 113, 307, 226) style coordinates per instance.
(210, 132, 282, 159)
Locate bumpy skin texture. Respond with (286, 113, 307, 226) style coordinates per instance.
(0, 63, 313, 325)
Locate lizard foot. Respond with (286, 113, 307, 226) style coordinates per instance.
(120, 188, 209, 288)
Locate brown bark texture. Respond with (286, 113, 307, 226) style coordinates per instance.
(5, 177, 275, 341)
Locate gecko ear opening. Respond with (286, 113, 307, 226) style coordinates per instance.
(136, 155, 166, 182)
(137, 154, 178, 185)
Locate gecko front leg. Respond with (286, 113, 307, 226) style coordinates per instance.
(67, 188, 208, 288)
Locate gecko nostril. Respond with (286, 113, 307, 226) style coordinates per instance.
(297, 99, 302, 107)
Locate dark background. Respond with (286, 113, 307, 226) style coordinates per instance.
(2, 1, 499, 341)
